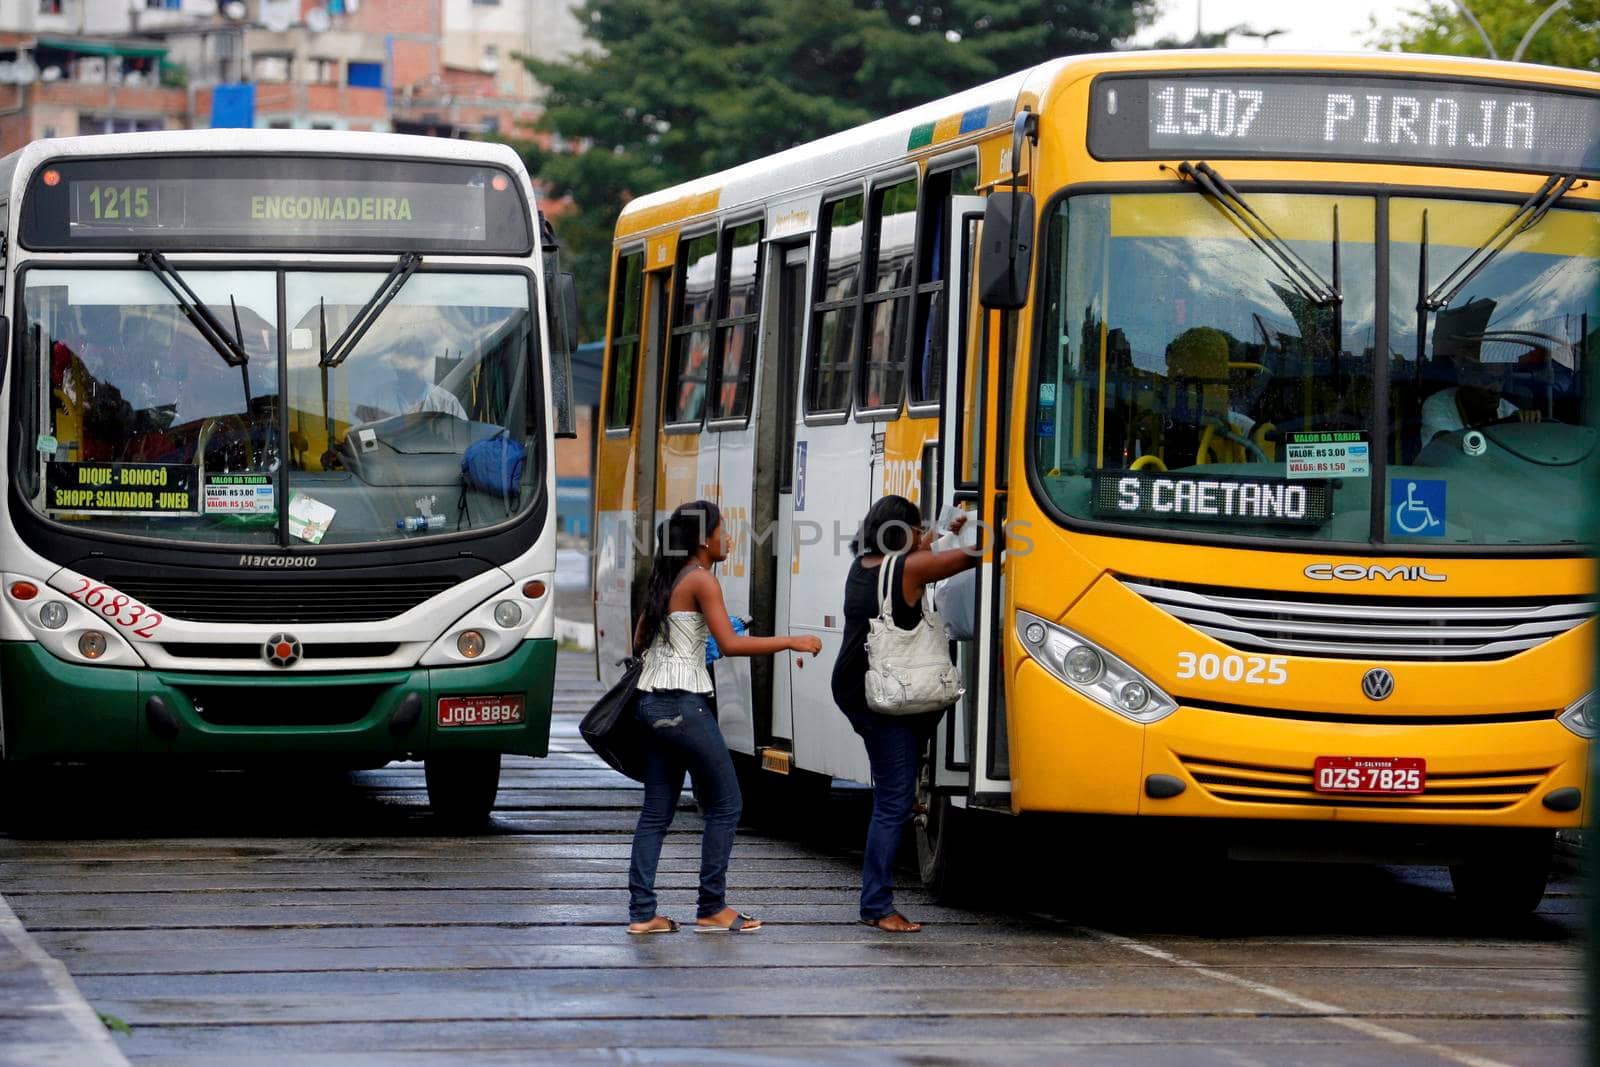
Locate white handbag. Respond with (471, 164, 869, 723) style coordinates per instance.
(863, 553, 964, 715)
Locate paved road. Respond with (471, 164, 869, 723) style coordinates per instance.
(0, 654, 1585, 1065)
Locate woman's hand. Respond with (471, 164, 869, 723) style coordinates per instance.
(790, 635, 822, 656)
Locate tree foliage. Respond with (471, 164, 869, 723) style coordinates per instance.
(518, 0, 1157, 339)
(1373, 0, 1600, 71)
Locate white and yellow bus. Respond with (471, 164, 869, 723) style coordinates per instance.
(595, 51, 1599, 912)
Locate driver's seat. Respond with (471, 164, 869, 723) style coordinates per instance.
(1166, 327, 1241, 466)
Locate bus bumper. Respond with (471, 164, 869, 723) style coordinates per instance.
(1009, 660, 1587, 829)
(0, 638, 556, 763)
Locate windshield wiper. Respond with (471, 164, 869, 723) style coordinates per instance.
(1419, 173, 1577, 313)
(138, 251, 250, 367)
(1177, 161, 1342, 308)
(319, 252, 423, 368)
(138, 250, 253, 411)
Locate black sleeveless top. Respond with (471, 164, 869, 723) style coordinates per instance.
(830, 554, 925, 718)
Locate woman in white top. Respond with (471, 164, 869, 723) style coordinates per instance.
(626, 499, 820, 935)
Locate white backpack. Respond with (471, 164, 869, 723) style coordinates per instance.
(863, 553, 964, 715)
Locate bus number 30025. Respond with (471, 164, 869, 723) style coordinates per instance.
(1176, 651, 1287, 685)
(68, 579, 163, 638)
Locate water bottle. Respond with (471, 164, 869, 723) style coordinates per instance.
(396, 514, 445, 532)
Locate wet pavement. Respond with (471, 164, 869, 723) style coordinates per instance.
(0, 653, 1585, 1065)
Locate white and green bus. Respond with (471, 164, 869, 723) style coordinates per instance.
(0, 130, 576, 824)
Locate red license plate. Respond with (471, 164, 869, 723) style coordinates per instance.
(1313, 756, 1425, 795)
(437, 695, 524, 728)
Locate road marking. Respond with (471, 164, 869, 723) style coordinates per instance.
(1083, 927, 1513, 1067)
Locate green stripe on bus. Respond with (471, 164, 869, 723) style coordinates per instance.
(907, 123, 935, 150)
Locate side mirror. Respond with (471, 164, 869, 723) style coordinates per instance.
(978, 191, 1035, 311)
(550, 273, 578, 439)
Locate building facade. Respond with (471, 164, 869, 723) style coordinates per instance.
(0, 0, 583, 153)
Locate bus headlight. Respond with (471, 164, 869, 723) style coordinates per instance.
(38, 602, 68, 630)
(1016, 610, 1177, 724)
(1559, 692, 1596, 739)
(78, 631, 108, 660)
(457, 630, 486, 658)
(493, 601, 523, 628)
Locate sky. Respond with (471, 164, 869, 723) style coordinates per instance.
(1130, 1, 1420, 52)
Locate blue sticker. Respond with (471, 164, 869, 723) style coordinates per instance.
(794, 441, 808, 513)
(1390, 478, 1446, 537)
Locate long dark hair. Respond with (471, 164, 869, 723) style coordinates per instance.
(637, 499, 722, 651)
(849, 494, 921, 557)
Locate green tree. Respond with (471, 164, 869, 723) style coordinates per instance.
(519, 0, 1156, 340)
(1373, 0, 1600, 70)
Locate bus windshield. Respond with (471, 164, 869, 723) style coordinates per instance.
(1031, 191, 1599, 548)
(18, 269, 541, 547)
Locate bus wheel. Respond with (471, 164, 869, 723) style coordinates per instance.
(1449, 830, 1554, 917)
(425, 752, 501, 829)
(913, 754, 993, 903)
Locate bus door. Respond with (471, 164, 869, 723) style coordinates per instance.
(761, 244, 810, 748)
(933, 197, 1010, 805)
(629, 269, 671, 621)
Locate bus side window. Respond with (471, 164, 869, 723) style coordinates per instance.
(711, 221, 762, 423)
(860, 177, 916, 414)
(666, 232, 717, 427)
(806, 193, 863, 416)
(911, 163, 976, 414)
(605, 249, 644, 431)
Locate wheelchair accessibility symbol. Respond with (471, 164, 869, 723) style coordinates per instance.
(1389, 479, 1446, 537)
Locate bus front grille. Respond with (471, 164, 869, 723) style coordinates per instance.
(1178, 755, 1547, 812)
(1124, 577, 1594, 661)
(106, 576, 458, 624)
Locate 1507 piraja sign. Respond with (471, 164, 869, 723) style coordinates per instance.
(46, 462, 198, 515)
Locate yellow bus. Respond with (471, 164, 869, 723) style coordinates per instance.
(594, 51, 1599, 913)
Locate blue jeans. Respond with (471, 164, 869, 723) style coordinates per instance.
(627, 689, 742, 923)
(842, 707, 940, 920)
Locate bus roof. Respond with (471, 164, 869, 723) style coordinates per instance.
(0, 128, 531, 206)
(616, 49, 1600, 240)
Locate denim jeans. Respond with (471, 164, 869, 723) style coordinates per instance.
(627, 689, 742, 923)
(842, 707, 940, 920)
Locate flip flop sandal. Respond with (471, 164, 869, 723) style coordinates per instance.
(627, 918, 679, 935)
(859, 912, 922, 932)
(695, 912, 761, 933)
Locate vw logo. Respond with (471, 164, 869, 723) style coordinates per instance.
(264, 633, 302, 668)
(1361, 668, 1395, 702)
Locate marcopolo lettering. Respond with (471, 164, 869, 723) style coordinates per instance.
(237, 555, 319, 568)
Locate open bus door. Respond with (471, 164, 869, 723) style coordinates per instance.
(916, 197, 1016, 896)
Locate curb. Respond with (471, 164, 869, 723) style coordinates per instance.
(0, 893, 130, 1067)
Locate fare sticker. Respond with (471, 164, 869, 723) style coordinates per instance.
(1285, 431, 1369, 479)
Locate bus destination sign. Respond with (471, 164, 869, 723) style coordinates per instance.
(45, 462, 199, 516)
(67, 176, 485, 242)
(1089, 73, 1600, 178)
(22, 155, 531, 253)
(1091, 470, 1331, 527)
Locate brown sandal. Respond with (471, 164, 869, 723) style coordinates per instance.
(627, 917, 680, 935)
(860, 911, 922, 933)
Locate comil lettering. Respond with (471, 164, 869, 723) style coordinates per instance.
(1323, 92, 1535, 151)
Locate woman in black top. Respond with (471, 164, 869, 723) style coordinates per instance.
(831, 494, 978, 932)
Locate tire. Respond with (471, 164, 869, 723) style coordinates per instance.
(424, 752, 501, 830)
(1449, 830, 1553, 918)
(914, 790, 998, 904)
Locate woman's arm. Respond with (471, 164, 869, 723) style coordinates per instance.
(688, 570, 821, 657)
(902, 516, 980, 599)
